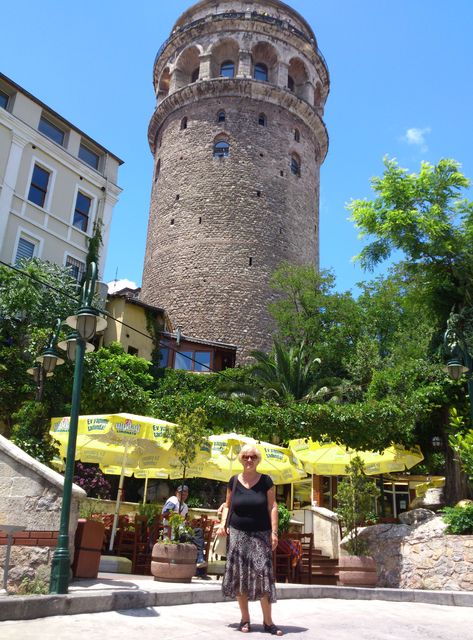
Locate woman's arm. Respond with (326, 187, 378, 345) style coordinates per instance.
(217, 487, 232, 536)
(267, 486, 279, 550)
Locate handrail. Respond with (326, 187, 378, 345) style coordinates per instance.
(153, 11, 328, 78)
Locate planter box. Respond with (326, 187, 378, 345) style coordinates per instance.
(338, 555, 377, 587)
(151, 542, 197, 583)
(73, 519, 105, 579)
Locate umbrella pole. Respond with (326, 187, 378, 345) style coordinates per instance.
(109, 442, 129, 552)
(143, 476, 149, 505)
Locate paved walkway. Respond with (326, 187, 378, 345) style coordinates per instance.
(1, 597, 472, 639)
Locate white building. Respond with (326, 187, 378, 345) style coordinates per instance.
(0, 73, 122, 281)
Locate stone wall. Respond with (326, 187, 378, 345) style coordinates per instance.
(141, 0, 329, 363)
(0, 434, 86, 589)
(359, 509, 473, 591)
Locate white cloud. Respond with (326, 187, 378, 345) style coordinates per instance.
(403, 127, 431, 152)
(107, 278, 138, 294)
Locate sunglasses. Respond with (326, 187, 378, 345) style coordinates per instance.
(242, 455, 258, 461)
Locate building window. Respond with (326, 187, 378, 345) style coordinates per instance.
(217, 110, 226, 123)
(191, 67, 199, 82)
(213, 140, 230, 158)
(38, 116, 65, 146)
(294, 128, 300, 142)
(180, 117, 188, 130)
(291, 154, 301, 176)
(254, 63, 268, 82)
(174, 350, 211, 372)
(65, 255, 85, 282)
(155, 159, 161, 181)
(158, 346, 170, 367)
(0, 90, 9, 109)
(28, 164, 50, 208)
(127, 346, 139, 356)
(220, 60, 235, 78)
(79, 143, 100, 169)
(15, 236, 36, 263)
(73, 191, 92, 232)
(288, 75, 295, 91)
(258, 113, 266, 126)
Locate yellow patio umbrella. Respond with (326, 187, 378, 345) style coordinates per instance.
(50, 413, 184, 549)
(289, 438, 424, 476)
(194, 433, 307, 485)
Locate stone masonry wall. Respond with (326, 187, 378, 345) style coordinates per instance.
(142, 95, 319, 359)
(141, 0, 328, 363)
(0, 435, 85, 589)
(360, 511, 473, 591)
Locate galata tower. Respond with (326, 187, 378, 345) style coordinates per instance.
(141, 0, 329, 362)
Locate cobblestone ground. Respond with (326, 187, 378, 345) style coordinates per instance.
(1, 598, 472, 640)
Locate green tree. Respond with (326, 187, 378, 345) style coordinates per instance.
(349, 158, 473, 501)
(269, 264, 362, 382)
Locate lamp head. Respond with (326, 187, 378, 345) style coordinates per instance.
(36, 345, 64, 374)
(66, 306, 107, 341)
(445, 357, 469, 381)
(58, 330, 95, 361)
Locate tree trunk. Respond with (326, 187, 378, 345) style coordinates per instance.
(442, 407, 472, 504)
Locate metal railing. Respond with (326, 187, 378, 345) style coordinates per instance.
(153, 11, 328, 76)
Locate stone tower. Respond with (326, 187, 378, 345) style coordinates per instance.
(141, 0, 329, 362)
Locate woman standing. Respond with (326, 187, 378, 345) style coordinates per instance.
(217, 444, 283, 635)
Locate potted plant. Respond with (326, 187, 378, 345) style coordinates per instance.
(150, 408, 209, 582)
(72, 499, 106, 578)
(335, 456, 380, 587)
(151, 512, 199, 582)
(278, 503, 292, 537)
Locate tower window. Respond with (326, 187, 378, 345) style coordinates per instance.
(155, 159, 161, 181)
(291, 154, 301, 176)
(217, 110, 226, 123)
(258, 113, 266, 126)
(254, 63, 268, 82)
(294, 128, 300, 142)
(288, 75, 295, 91)
(191, 67, 199, 83)
(180, 117, 188, 130)
(249, 257, 253, 266)
(220, 60, 235, 78)
(213, 140, 230, 158)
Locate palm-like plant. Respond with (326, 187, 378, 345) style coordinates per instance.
(218, 340, 326, 407)
(250, 340, 324, 405)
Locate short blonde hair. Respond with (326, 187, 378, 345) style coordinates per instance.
(238, 444, 262, 464)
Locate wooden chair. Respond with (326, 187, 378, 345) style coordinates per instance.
(273, 547, 292, 583)
(290, 532, 314, 584)
(115, 515, 135, 559)
(132, 515, 152, 574)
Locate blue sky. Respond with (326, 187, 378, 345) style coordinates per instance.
(2, 1, 472, 294)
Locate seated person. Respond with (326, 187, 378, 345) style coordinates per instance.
(162, 485, 208, 575)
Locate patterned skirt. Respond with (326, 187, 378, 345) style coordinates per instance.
(222, 526, 277, 603)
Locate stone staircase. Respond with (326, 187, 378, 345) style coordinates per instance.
(310, 548, 339, 585)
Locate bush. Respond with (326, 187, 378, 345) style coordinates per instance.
(441, 503, 473, 534)
(278, 503, 291, 535)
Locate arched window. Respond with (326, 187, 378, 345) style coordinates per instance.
(258, 113, 266, 127)
(180, 117, 188, 130)
(254, 63, 268, 82)
(294, 128, 300, 142)
(291, 154, 301, 176)
(288, 75, 295, 91)
(155, 159, 161, 181)
(213, 140, 230, 158)
(220, 60, 235, 78)
(191, 67, 199, 83)
(217, 110, 226, 123)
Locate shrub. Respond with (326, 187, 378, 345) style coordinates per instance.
(278, 503, 291, 536)
(441, 503, 473, 534)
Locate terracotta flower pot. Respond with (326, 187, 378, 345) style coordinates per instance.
(338, 555, 377, 587)
(151, 542, 197, 583)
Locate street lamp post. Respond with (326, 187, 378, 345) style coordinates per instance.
(44, 261, 106, 594)
(444, 321, 473, 427)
